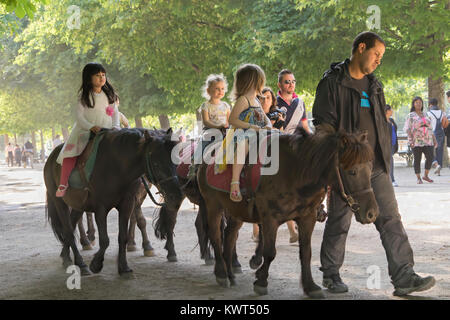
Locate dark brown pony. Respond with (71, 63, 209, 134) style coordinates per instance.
(44, 128, 181, 276)
(77, 180, 155, 257)
(153, 142, 242, 272)
(197, 126, 378, 298)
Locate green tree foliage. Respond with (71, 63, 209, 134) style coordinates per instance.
(1, 0, 449, 137)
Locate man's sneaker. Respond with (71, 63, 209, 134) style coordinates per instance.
(393, 273, 436, 296)
(322, 274, 348, 293)
(392, 181, 398, 187)
(431, 161, 438, 168)
(434, 165, 441, 176)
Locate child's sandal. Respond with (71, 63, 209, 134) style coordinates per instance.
(230, 181, 242, 202)
(55, 184, 68, 198)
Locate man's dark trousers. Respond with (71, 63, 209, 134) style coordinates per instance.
(320, 163, 415, 284)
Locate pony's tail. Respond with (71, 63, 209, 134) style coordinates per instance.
(153, 204, 169, 240)
(46, 192, 65, 244)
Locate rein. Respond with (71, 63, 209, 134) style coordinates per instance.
(335, 166, 373, 214)
(142, 144, 178, 207)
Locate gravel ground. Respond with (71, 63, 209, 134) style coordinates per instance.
(0, 157, 449, 300)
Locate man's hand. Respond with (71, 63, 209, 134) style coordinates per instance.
(90, 126, 102, 134)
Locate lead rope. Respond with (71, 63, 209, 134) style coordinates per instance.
(142, 149, 164, 206)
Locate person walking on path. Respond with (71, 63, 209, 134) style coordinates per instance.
(312, 31, 435, 296)
(276, 69, 310, 134)
(14, 144, 22, 167)
(5, 143, 14, 167)
(385, 105, 398, 187)
(427, 98, 448, 175)
(404, 97, 437, 184)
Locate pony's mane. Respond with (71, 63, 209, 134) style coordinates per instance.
(337, 131, 374, 170)
(105, 128, 174, 148)
(288, 127, 340, 183)
(287, 126, 374, 183)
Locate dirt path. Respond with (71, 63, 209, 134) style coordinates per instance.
(0, 161, 449, 300)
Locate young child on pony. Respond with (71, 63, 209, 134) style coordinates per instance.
(215, 64, 273, 202)
(55, 62, 120, 197)
(189, 74, 230, 177)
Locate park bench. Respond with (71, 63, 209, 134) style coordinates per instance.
(397, 134, 413, 167)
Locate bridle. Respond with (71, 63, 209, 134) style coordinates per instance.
(141, 144, 178, 207)
(334, 166, 373, 215)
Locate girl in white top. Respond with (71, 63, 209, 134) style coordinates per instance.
(56, 63, 120, 197)
(200, 74, 231, 131)
(190, 74, 231, 175)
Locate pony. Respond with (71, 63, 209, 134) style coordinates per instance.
(44, 128, 181, 276)
(77, 179, 155, 257)
(197, 126, 378, 298)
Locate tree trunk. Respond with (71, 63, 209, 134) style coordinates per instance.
(61, 126, 69, 141)
(428, 75, 448, 167)
(39, 130, 45, 161)
(31, 131, 37, 158)
(428, 76, 445, 109)
(159, 114, 170, 130)
(135, 116, 143, 128)
(14, 133, 17, 144)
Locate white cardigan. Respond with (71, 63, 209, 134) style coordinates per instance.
(57, 91, 120, 164)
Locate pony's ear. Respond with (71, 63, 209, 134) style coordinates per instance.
(139, 130, 153, 145)
(358, 130, 368, 144)
(166, 127, 173, 135)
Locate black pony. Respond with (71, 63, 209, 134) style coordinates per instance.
(44, 128, 181, 276)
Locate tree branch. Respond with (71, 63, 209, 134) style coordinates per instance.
(194, 21, 234, 33)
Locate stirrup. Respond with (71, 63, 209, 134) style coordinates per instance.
(230, 181, 242, 202)
(56, 185, 68, 198)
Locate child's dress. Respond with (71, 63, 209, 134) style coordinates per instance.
(57, 91, 120, 164)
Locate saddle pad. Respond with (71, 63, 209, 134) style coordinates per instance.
(206, 161, 262, 194)
(205, 133, 276, 194)
(69, 133, 105, 189)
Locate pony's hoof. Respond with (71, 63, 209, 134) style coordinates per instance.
(230, 278, 237, 286)
(89, 239, 96, 246)
(216, 277, 230, 288)
(62, 260, 73, 269)
(127, 245, 138, 252)
(82, 244, 93, 251)
(232, 266, 242, 274)
(249, 256, 262, 270)
(167, 255, 178, 262)
(144, 249, 155, 257)
(253, 284, 268, 296)
(80, 266, 92, 276)
(204, 258, 215, 266)
(89, 262, 103, 274)
(306, 289, 325, 299)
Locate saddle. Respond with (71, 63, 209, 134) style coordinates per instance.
(62, 132, 106, 211)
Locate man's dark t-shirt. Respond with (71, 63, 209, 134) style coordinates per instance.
(348, 75, 383, 167)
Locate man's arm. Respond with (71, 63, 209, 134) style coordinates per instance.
(312, 77, 338, 130)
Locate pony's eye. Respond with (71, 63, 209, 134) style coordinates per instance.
(348, 170, 357, 176)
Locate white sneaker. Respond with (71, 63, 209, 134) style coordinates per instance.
(431, 161, 438, 168)
(392, 181, 398, 187)
(434, 165, 441, 175)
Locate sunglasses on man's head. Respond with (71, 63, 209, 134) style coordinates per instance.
(283, 80, 296, 85)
